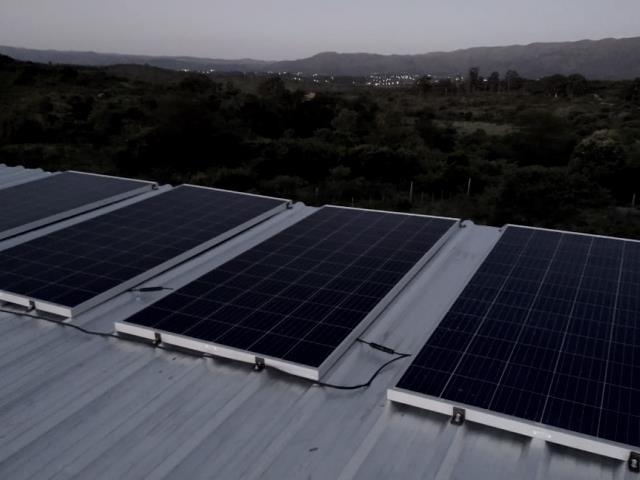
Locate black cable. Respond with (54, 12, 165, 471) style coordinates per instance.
(0, 307, 412, 389)
(310, 352, 412, 390)
(0, 307, 173, 351)
(1, 306, 116, 340)
(355, 337, 411, 356)
(128, 286, 175, 293)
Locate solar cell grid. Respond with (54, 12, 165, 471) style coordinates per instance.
(0, 171, 152, 239)
(119, 207, 457, 376)
(0, 186, 288, 315)
(393, 225, 640, 454)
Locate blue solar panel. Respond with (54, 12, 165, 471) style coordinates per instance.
(0, 186, 288, 316)
(391, 226, 640, 455)
(117, 207, 458, 379)
(0, 171, 153, 240)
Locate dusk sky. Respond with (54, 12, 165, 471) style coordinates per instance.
(1, 0, 638, 60)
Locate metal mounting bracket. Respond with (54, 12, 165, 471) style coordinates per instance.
(629, 452, 640, 473)
(451, 407, 465, 425)
(254, 357, 266, 371)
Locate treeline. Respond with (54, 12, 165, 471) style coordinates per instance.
(1, 54, 640, 238)
(416, 67, 640, 98)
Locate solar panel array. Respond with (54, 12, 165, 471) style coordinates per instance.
(0, 186, 288, 315)
(119, 207, 456, 376)
(0, 172, 152, 239)
(393, 226, 640, 449)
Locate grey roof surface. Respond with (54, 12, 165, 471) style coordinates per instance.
(0, 163, 49, 189)
(0, 166, 636, 479)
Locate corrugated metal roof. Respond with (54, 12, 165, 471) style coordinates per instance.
(0, 167, 636, 479)
(0, 163, 49, 188)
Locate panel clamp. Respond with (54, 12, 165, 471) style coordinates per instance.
(254, 357, 266, 372)
(629, 452, 640, 473)
(451, 407, 466, 425)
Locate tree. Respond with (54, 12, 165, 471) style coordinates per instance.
(416, 75, 433, 94)
(488, 72, 500, 92)
(566, 74, 590, 96)
(347, 93, 379, 136)
(69, 95, 94, 121)
(331, 109, 358, 136)
(239, 95, 285, 138)
(260, 174, 306, 197)
(626, 78, 640, 103)
(291, 95, 335, 137)
(344, 145, 423, 183)
(505, 70, 522, 91)
(509, 110, 576, 166)
(0, 54, 14, 67)
(436, 78, 454, 95)
(569, 130, 626, 196)
(540, 74, 590, 97)
(540, 75, 566, 96)
(493, 166, 609, 226)
(116, 97, 237, 175)
(415, 113, 456, 152)
(442, 152, 472, 194)
(2, 115, 46, 143)
(468, 67, 480, 93)
(257, 76, 287, 99)
(178, 74, 216, 93)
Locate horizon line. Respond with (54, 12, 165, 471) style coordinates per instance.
(1, 34, 637, 63)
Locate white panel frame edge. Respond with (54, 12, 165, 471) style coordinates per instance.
(387, 387, 636, 461)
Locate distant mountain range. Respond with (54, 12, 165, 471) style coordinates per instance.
(0, 46, 270, 72)
(2, 36, 640, 79)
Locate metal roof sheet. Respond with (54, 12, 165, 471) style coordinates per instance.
(0, 166, 636, 479)
(0, 163, 49, 189)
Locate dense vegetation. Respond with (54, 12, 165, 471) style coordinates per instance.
(1, 54, 640, 238)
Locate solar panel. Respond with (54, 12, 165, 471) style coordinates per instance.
(116, 206, 458, 380)
(0, 171, 154, 240)
(389, 225, 640, 460)
(0, 186, 289, 317)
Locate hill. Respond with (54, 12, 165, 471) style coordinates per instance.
(2, 37, 640, 79)
(271, 38, 640, 79)
(0, 45, 269, 73)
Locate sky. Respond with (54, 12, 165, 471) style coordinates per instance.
(0, 0, 639, 60)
